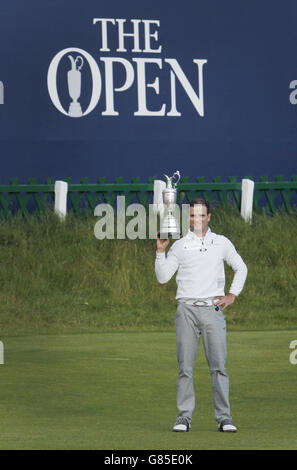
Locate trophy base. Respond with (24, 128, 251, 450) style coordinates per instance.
(160, 215, 180, 239)
(159, 230, 181, 240)
(68, 102, 83, 117)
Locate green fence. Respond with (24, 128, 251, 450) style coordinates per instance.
(0, 175, 296, 218)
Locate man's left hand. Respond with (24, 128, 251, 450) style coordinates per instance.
(214, 293, 236, 311)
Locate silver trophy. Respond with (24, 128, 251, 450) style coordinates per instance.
(159, 170, 181, 239)
(67, 55, 84, 117)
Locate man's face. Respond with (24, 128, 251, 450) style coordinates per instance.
(189, 204, 211, 235)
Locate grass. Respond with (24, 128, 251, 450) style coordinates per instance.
(0, 330, 296, 450)
(0, 206, 295, 450)
(0, 204, 296, 335)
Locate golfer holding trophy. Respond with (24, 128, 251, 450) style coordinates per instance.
(155, 171, 248, 433)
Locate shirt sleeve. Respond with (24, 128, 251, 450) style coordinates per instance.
(223, 237, 248, 296)
(155, 244, 180, 284)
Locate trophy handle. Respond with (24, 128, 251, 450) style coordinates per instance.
(75, 56, 84, 71)
(172, 171, 181, 187)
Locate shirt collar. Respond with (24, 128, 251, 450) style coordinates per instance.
(187, 227, 212, 241)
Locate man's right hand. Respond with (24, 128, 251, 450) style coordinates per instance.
(156, 232, 170, 253)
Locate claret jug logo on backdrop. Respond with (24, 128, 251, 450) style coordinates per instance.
(48, 47, 102, 117)
(47, 18, 207, 118)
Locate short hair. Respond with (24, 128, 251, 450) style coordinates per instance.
(189, 198, 210, 214)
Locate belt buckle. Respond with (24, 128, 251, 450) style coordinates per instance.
(193, 299, 208, 306)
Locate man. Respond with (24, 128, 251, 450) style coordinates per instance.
(155, 198, 248, 433)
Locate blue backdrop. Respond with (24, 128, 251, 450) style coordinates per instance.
(0, 0, 296, 183)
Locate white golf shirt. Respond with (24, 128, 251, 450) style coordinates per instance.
(155, 228, 247, 300)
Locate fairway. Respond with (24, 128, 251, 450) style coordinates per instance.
(0, 330, 296, 450)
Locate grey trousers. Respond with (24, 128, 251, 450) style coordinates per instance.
(175, 302, 232, 425)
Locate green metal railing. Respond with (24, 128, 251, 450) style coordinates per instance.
(0, 175, 296, 218)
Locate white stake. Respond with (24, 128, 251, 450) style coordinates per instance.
(54, 180, 68, 219)
(153, 179, 166, 218)
(241, 179, 254, 223)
